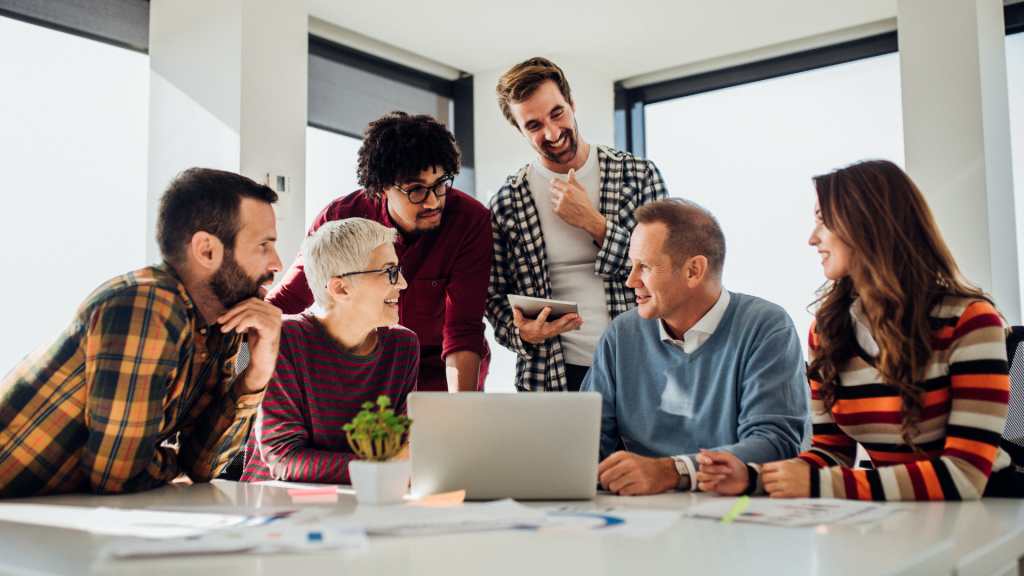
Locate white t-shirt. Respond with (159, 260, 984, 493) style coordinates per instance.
(526, 145, 610, 366)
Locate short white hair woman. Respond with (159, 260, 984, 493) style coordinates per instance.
(241, 218, 419, 484)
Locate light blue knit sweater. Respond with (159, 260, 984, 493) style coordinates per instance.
(581, 291, 809, 464)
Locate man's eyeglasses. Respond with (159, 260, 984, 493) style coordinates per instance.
(334, 265, 403, 285)
(393, 175, 454, 205)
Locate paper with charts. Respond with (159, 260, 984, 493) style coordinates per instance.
(0, 504, 318, 538)
(682, 498, 901, 527)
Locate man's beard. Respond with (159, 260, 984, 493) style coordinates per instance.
(411, 207, 444, 236)
(209, 249, 273, 310)
(537, 122, 579, 166)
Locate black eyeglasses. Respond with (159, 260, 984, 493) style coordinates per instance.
(393, 175, 454, 204)
(334, 265, 403, 285)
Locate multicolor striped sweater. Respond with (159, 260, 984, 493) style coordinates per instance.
(241, 314, 419, 484)
(800, 297, 1011, 501)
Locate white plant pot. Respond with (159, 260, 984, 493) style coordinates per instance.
(349, 459, 411, 505)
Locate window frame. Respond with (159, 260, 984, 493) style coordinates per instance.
(616, 3, 1024, 155)
(307, 35, 475, 196)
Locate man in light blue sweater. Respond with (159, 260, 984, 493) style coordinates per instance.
(581, 198, 808, 495)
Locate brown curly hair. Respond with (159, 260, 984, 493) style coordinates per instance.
(496, 57, 573, 129)
(357, 111, 461, 201)
(808, 160, 995, 451)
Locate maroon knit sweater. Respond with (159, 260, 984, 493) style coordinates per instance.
(241, 314, 419, 484)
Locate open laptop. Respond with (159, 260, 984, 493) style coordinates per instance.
(408, 392, 602, 500)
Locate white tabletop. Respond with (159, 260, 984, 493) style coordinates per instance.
(0, 481, 1022, 576)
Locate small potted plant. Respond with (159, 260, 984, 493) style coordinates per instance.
(343, 395, 413, 505)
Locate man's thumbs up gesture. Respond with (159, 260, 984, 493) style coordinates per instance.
(550, 168, 608, 244)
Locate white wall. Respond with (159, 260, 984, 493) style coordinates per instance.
(897, 0, 1020, 323)
(147, 0, 309, 279)
(473, 59, 616, 392)
(1009, 32, 1024, 318)
(0, 17, 149, 374)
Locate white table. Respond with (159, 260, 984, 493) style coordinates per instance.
(0, 481, 1022, 576)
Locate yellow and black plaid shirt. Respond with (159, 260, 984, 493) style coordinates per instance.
(0, 263, 265, 498)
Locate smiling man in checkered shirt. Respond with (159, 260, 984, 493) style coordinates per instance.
(0, 169, 283, 497)
(487, 57, 669, 392)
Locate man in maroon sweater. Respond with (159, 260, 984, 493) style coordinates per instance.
(267, 111, 492, 391)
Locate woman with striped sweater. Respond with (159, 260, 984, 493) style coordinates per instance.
(696, 160, 1021, 500)
(241, 218, 419, 484)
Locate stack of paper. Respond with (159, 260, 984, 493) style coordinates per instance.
(0, 504, 310, 538)
(99, 521, 368, 559)
(341, 499, 546, 536)
(534, 506, 683, 538)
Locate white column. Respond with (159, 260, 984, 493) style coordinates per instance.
(898, 0, 1019, 323)
(146, 0, 308, 278)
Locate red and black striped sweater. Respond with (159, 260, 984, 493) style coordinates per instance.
(799, 297, 1011, 501)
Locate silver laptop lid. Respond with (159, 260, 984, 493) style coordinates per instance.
(408, 392, 602, 501)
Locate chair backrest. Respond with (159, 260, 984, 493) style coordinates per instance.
(1000, 327, 1024, 467)
(216, 342, 251, 481)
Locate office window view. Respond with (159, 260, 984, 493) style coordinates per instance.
(1009, 31, 1024, 308)
(0, 16, 150, 373)
(645, 53, 906, 350)
(305, 126, 362, 232)
(1, 6, 1021, 387)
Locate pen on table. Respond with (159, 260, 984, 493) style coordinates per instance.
(720, 495, 751, 525)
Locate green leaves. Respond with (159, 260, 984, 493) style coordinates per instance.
(343, 395, 413, 462)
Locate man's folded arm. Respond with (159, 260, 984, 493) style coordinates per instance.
(719, 325, 811, 466)
(81, 287, 189, 494)
(176, 372, 265, 481)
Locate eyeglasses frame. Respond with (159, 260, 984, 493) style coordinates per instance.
(331, 264, 404, 287)
(391, 175, 454, 205)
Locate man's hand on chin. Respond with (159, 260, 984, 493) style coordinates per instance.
(217, 297, 282, 394)
(597, 452, 679, 496)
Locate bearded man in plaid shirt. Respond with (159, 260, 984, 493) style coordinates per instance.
(488, 57, 669, 392)
(0, 169, 283, 497)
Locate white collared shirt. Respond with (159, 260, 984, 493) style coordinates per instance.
(658, 288, 731, 490)
(849, 298, 880, 357)
(659, 289, 731, 354)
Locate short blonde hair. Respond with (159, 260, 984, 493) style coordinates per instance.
(304, 218, 397, 309)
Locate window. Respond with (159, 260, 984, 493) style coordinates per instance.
(1008, 31, 1024, 318)
(0, 15, 149, 373)
(305, 126, 362, 232)
(644, 53, 905, 348)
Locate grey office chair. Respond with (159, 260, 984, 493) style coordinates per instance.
(1001, 326, 1024, 470)
(217, 342, 251, 481)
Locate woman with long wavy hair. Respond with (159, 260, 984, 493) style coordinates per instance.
(695, 159, 1020, 500)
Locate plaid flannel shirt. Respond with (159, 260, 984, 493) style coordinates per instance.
(0, 264, 264, 497)
(487, 145, 668, 391)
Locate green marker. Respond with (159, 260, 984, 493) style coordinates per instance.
(720, 495, 751, 524)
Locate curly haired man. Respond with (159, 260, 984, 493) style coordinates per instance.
(268, 112, 492, 392)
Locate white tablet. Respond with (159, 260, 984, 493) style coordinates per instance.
(507, 294, 581, 330)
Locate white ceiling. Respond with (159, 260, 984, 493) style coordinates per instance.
(308, 0, 898, 81)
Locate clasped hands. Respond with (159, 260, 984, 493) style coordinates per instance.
(695, 449, 811, 498)
(594, 450, 810, 498)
